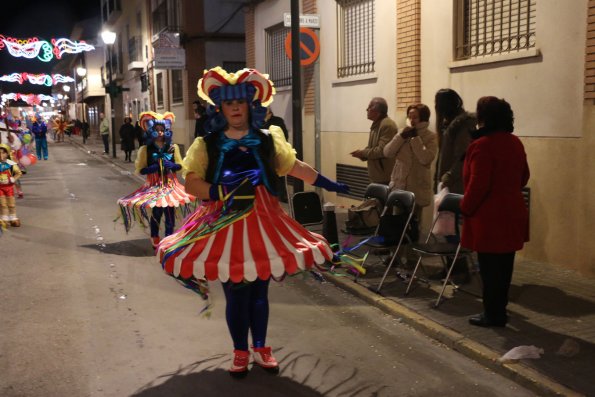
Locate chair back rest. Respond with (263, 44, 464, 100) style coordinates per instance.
(291, 191, 324, 226)
(438, 193, 463, 214)
(385, 189, 416, 214)
(364, 183, 390, 207)
(376, 190, 416, 245)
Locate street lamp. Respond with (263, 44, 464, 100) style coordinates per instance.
(75, 66, 87, 129)
(101, 30, 117, 158)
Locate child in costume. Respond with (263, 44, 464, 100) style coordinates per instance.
(157, 67, 349, 378)
(117, 111, 195, 247)
(0, 144, 23, 227)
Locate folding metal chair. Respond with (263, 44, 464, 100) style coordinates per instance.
(375, 189, 416, 293)
(405, 193, 472, 307)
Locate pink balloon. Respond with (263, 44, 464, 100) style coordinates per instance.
(20, 155, 31, 166)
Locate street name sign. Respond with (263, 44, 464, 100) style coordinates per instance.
(283, 13, 320, 28)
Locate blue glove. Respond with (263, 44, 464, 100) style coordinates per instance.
(140, 163, 159, 175)
(163, 159, 182, 171)
(313, 174, 349, 194)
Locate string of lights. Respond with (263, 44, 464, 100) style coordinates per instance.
(1, 93, 55, 106)
(0, 72, 75, 86)
(0, 35, 95, 62)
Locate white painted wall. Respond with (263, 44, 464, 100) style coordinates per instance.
(251, 0, 398, 205)
(253, 0, 294, 139)
(318, 1, 398, 134)
(421, 0, 588, 137)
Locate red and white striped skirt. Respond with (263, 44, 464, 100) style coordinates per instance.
(158, 185, 332, 283)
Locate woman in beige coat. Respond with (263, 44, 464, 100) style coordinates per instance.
(383, 104, 438, 240)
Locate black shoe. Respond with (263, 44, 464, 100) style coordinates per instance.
(469, 313, 507, 327)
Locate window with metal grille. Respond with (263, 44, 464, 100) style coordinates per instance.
(265, 23, 291, 87)
(336, 0, 375, 78)
(455, 0, 536, 60)
(128, 36, 142, 62)
(171, 70, 183, 103)
(152, 0, 181, 36)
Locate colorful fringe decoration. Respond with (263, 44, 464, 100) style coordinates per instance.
(116, 167, 197, 232)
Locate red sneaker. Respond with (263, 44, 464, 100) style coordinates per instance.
(252, 346, 279, 374)
(229, 350, 250, 378)
(151, 236, 160, 248)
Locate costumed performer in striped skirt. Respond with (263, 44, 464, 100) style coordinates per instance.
(157, 67, 349, 378)
(117, 111, 196, 247)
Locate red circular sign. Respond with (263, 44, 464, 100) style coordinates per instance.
(284, 28, 320, 66)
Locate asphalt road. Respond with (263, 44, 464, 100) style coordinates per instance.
(0, 142, 534, 397)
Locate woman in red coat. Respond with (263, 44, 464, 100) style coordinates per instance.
(460, 97, 529, 327)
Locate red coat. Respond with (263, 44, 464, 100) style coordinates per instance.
(460, 131, 529, 253)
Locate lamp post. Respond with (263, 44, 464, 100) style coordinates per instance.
(75, 66, 87, 122)
(62, 85, 71, 126)
(101, 30, 117, 158)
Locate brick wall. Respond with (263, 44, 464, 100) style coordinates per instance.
(245, 4, 256, 69)
(586, 0, 595, 102)
(396, 0, 421, 110)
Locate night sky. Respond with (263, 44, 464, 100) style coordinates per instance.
(0, 0, 99, 96)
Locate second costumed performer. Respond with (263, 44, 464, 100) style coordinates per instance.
(117, 111, 196, 247)
(157, 67, 349, 378)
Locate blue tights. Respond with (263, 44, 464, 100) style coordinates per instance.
(222, 279, 270, 351)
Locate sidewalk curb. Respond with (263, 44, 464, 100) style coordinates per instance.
(325, 274, 584, 397)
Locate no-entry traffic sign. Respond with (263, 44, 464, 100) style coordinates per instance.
(284, 27, 320, 66)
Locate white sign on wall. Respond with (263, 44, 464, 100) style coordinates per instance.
(283, 13, 320, 28)
(154, 47, 185, 69)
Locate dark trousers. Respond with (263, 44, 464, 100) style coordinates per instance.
(222, 279, 270, 351)
(477, 252, 515, 322)
(101, 134, 109, 153)
(150, 207, 175, 238)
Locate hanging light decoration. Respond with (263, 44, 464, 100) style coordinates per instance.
(0, 35, 95, 62)
(1, 93, 56, 105)
(0, 73, 75, 86)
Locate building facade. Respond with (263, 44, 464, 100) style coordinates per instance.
(248, 0, 595, 277)
(100, 0, 247, 153)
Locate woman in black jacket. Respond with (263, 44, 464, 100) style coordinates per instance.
(119, 117, 136, 162)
